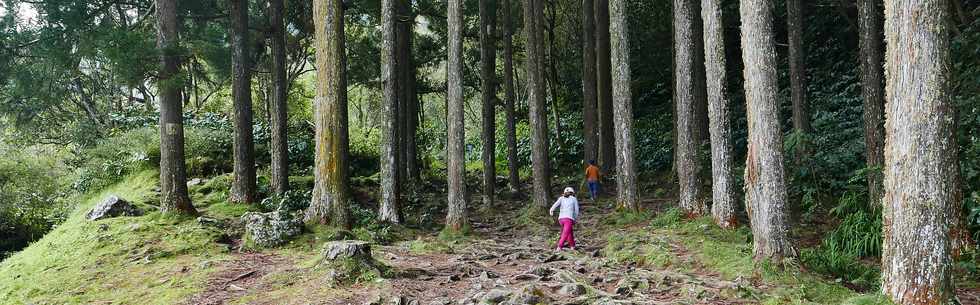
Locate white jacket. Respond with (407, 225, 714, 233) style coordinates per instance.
(549, 195, 580, 221)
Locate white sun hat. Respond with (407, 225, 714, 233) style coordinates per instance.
(564, 187, 575, 193)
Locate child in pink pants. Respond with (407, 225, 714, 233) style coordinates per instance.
(549, 187, 580, 251)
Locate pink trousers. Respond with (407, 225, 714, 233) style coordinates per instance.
(556, 218, 576, 249)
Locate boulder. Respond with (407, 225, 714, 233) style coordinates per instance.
(86, 196, 141, 220)
(242, 211, 303, 248)
(508, 285, 545, 304)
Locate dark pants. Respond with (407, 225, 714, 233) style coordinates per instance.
(587, 180, 599, 199)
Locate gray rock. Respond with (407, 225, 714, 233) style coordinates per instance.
(483, 289, 512, 304)
(427, 297, 451, 305)
(509, 285, 544, 304)
(187, 178, 204, 187)
(528, 266, 553, 277)
(197, 216, 221, 227)
(322, 240, 372, 260)
(86, 196, 141, 220)
(514, 274, 540, 281)
(242, 211, 303, 248)
(558, 283, 586, 296)
(479, 270, 499, 281)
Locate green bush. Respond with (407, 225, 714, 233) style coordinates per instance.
(0, 145, 72, 258)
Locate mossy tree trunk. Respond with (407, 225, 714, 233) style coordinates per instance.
(502, 0, 520, 192)
(738, 0, 795, 262)
(857, 0, 885, 210)
(445, 0, 468, 231)
(307, 0, 351, 229)
(701, 0, 736, 229)
(479, 0, 498, 207)
(229, 0, 257, 204)
(880, 0, 959, 303)
(268, 0, 289, 196)
(524, 0, 552, 210)
(155, 0, 196, 215)
(609, 0, 637, 212)
(379, 0, 401, 223)
(674, 0, 708, 217)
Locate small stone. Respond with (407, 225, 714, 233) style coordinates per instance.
(482, 289, 511, 304)
(197, 216, 221, 227)
(528, 266, 553, 277)
(479, 271, 499, 281)
(514, 274, 540, 281)
(541, 253, 564, 263)
(591, 249, 602, 257)
(558, 284, 586, 296)
(448, 274, 462, 282)
(187, 178, 204, 187)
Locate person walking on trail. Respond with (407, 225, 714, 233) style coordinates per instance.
(584, 160, 601, 201)
(549, 187, 580, 252)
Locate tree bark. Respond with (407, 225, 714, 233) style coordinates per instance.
(524, 0, 552, 210)
(787, 0, 810, 137)
(379, 0, 401, 223)
(268, 0, 290, 196)
(595, 0, 616, 175)
(857, 0, 884, 210)
(581, 0, 599, 166)
(479, 0, 498, 207)
(229, 0, 257, 204)
(881, 0, 958, 303)
(674, 0, 708, 217)
(738, 0, 795, 262)
(446, 0, 468, 231)
(397, 0, 420, 187)
(701, 0, 736, 229)
(692, 0, 709, 147)
(155, 0, 196, 215)
(307, 0, 351, 229)
(544, 2, 563, 151)
(503, 0, 521, 192)
(609, 0, 638, 212)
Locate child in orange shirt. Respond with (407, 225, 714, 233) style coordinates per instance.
(584, 160, 601, 201)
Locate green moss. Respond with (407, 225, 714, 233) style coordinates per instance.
(0, 170, 230, 304)
(604, 209, 654, 226)
(406, 237, 453, 254)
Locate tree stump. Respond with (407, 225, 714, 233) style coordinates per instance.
(318, 240, 385, 286)
(322, 240, 372, 260)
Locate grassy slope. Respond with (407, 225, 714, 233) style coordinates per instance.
(0, 171, 233, 304)
(602, 208, 896, 305)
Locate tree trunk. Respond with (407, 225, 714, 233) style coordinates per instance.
(787, 0, 810, 138)
(398, 1, 420, 187)
(701, 0, 736, 229)
(595, 0, 616, 175)
(268, 0, 290, 196)
(379, 0, 401, 223)
(446, 0, 468, 231)
(674, 0, 708, 217)
(479, 0, 498, 207)
(738, 0, 795, 262)
(609, 0, 637, 212)
(581, 0, 599, 166)
(229, 0, 257, 204)
(544, 2, 563, 151)
(503, 0, 520, 192)
(307, 0, 351, 229)
(155, 0, 196, 215)
(524, 0, 552, 210)
(857, 0, 884, 210)
(881, 0, 958, 303)
(692, 0, 709, 147)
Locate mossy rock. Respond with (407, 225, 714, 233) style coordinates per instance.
(316, 240, 390, 286)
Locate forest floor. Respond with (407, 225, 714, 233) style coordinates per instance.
(0, 171, 977, 305)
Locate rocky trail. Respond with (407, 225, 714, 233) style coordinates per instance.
(326, 202, 759, 305)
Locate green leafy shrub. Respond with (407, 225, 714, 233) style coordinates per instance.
(0, 146, 72, 258)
